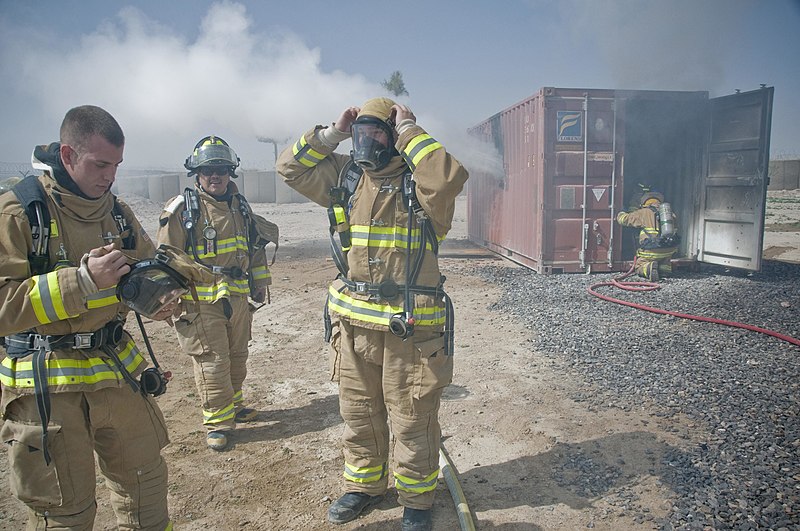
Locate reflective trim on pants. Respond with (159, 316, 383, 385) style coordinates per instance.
(175, 297, 253, 432)
(331, 319, 451, 508)
(0, 387, 170, 529)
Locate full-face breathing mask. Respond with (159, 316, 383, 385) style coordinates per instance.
(351, 117, 397, 171)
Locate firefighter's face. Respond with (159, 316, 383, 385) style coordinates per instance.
(61, 134, 123, 199)
(197, 166, 232, 196)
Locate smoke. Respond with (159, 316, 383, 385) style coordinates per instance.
(0, 1, 381, 170)
(560, 0, 751, 94)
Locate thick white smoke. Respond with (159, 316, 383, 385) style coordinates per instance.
(0, 1, 381, 170)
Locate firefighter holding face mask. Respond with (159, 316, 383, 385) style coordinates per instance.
(0, 105, 176, 530)
(157, 136, 277, 452)
(277, 98, 469, 531)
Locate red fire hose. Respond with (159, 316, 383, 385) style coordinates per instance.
(588, 265, 800, 348)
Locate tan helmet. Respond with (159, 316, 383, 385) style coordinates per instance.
(640, 191, 665, 207)
(357, 97, 397, 122)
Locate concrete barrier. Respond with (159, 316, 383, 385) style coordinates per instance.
(240, 170, 277, 202)
(148, 173, 182, 203)
(768, 160, 800, 190)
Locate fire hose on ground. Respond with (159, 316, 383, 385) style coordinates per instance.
(439, 445, 476, 531)
(587, 264, 800, 348)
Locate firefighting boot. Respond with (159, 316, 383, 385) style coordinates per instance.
(401, 507, 432, 531)
(206, 431, 229, 451)
(235, 408, 259, 423)
(326, 492, 384, 524)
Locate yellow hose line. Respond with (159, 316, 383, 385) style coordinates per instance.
(439, 445, 476, 531)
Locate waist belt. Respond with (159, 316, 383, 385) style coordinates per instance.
(329, 276, 455, 356)
(207, 265, 247, 280)
(4, 321, 125, 358)
(339, 277, 443, 300)
(2, 320, 127, 465)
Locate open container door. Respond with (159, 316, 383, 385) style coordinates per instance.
(697, 86, 773, 271)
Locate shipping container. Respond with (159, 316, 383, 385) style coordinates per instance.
(467, 86, 774, 273)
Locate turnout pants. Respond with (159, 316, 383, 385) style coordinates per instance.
(0, 387, 170, 530)
(174, 296, 253, 433)
(635, 247, 677, 280)
(331, 318, 452, 510)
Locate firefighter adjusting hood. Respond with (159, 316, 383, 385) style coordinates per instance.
(351, 97, 400, 171)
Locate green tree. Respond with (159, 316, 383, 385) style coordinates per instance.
(381, 71, 409, 97)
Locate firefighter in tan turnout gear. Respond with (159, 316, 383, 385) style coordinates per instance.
(277, 98, 468, 531)
(616, 187, 679, 281)
(157, 136, 276, 451)
(0, 106, 175, 530)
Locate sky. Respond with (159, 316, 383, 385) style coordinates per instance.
(1, 0, 798, 174)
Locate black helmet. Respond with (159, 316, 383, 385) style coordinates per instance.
(184, 135, 240, 177)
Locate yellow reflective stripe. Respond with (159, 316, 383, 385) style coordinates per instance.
(350, 225, 434, 250)
(637, 249, 675, 259)
(394, 468, 440, 493)
(328, 286, 401, 325)
(292, 136, 324, 168)
(251, 266, 270, 280)
(327, 286, 446, 327)
(50, 219, 59, 237)
(344, 462, 387, 483)
(203, 403, 235, 425)
(333, 205, 347, 224)
(412, 305, 447, 327)
(402, 134, 442, 170)
(233, 390, 243, 405)
(0, 341, 145, 388)
(181, 280, 250, 302)
(189, 235, 248, 258)
(86, 287, 120, 309)
(30, 272, 78, 324)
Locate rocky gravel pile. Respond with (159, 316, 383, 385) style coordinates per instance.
(473, 260, 800, 530)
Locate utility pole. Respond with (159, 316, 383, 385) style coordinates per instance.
(257, 137, 280, 168)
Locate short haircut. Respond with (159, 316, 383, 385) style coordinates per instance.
(60, 105, 125, 152)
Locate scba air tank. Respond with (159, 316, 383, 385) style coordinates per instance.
(658, 202, 675, 236)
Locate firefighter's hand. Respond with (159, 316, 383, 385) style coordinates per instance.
(151, 299, 180, 323)
(86, 244, 131, 289)
(334, 107, 360, 133)
(391, 104, 415, 127)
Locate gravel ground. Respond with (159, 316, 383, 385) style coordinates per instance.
(472, 260, 800, 530)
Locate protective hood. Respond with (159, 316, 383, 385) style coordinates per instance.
(32, 142, 90, 199)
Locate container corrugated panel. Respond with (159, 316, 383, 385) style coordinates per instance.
(468, 86, 709, 273)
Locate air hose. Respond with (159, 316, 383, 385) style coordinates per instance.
(588, 264, 800, 348)
(439, 445, 476, 531)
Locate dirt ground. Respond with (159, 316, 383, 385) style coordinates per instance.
(0, 190, 798, 530)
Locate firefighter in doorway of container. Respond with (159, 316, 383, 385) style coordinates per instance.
(277, 98, 468, 531)
(0, 105, 176, 530)
(157, 135, 277, 452)
(616, 187, 679, 281)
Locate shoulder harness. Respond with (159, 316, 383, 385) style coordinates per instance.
(12, 175, 135, 275)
